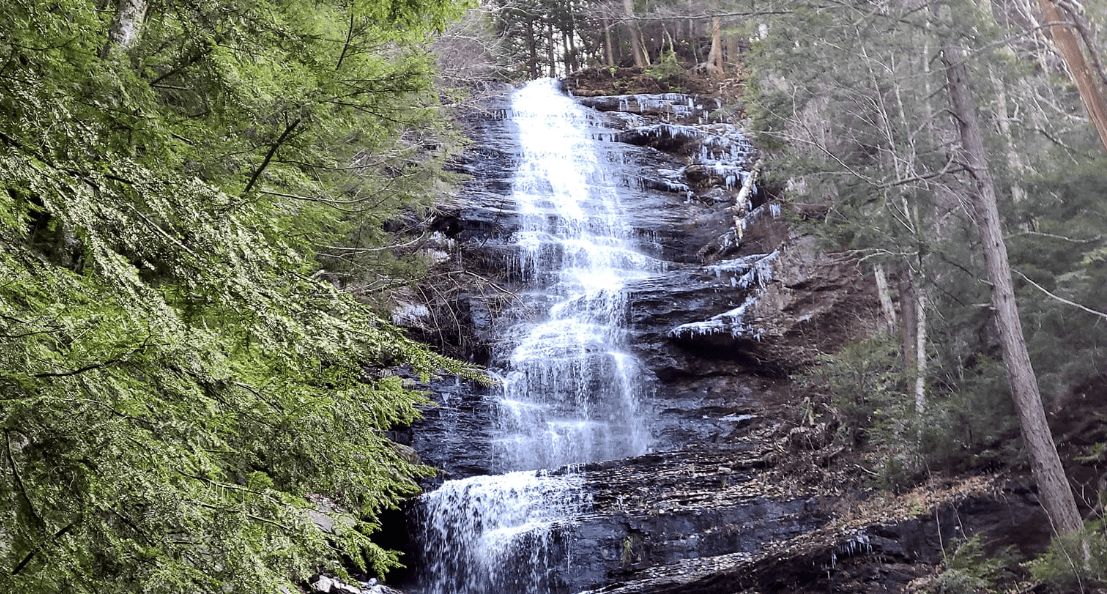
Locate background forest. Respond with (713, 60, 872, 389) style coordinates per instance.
(3, 0, 1107, 592)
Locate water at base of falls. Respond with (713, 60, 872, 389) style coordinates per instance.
(413, 470, 590, 594)
(409, 78, 657, 594)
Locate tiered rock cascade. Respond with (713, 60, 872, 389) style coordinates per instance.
(385, 81, 1051, 594)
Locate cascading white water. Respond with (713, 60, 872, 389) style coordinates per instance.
(412, 78, 657, 594)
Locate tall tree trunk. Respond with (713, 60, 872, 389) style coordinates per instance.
(943, 43, 1083, 535)
(688, 0, 700, 63)
(566, 5, 578, 73)
(900, 266, 918, 372)
(874, 264, 897, 334)
(709, 16, 722, 71)
(675, 18, 683, 55)
(526, 18, 539, 79)
(546, 20, 557, 77)
(726, 29, 740, 67)
(1037, 0, 1107, 154)
(1054, 0, 1107, 91)
(992, 69, 1029, 204)
(623, 0, 648, 68)
(102, 0, 147, 55)
(914, 291, 928, 414)
(603, 16, 616, 67)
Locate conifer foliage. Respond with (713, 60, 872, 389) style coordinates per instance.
(0, 0, 476, 591)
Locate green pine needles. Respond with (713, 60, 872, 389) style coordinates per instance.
(0, 0, 479, 591)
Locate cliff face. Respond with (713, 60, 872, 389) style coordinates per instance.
(389, 82, 1051, 594)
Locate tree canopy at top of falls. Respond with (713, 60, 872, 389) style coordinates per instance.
(0, 0, 482, 592)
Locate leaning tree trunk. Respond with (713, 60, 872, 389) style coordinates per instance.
(1037, 0, 1107, 154)
(943, 43, 1083, 535)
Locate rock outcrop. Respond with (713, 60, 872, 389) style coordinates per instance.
(385, 84, 1041, 594)
(581, 477, 1051, 594)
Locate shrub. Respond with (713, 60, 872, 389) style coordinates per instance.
(1027, 522, 1107, 591)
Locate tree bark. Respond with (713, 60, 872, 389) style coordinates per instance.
(1037, 0, 1107, 154)
(874, 264, 897, 334)
(914, 291, 928, 415)
(726, 29, 740, 67)
(103, 0, 148, 55)
(526, 18, 539, 79)
(709, 16, 723, 71)
(546, 20, 557, 77)
(602, 16, 616, 67)
(566, 7, 578, 73)
(943, 43, 1083, 535)
(689, 0, 701, 63)
(623, 0, 648, 68)
(900, 266, 918, 372)
(991, 68, 1028, 205)
(1054, 0, 1107, 91)
(108, 0, 147, 48)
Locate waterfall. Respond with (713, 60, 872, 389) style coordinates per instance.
(410, 78, 657, 594)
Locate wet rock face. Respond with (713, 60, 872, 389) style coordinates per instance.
(554, 444, 836, 593)
(441, 89, 521, 245)
(588, 481, 1053, 594)
(411, 88, 834, 466)
(394, 88, 888, 592)
(405, 380, 497, 486)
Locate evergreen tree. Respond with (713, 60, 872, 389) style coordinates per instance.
(0, 0, 479, 591)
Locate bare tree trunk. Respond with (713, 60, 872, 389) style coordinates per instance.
(897, 262, 927, 415)
(726, 30, 740, 67)
(992, 69, 1028, 204)
(546, 20, 557, 77)
(914, 291, 928, 414)
(526, 18, 539, 79)
(943, 43, 1083, 535)
(623, 0, 648, 68)
(103, 0, 147, 55)
(874, 264, 897, 334)
(688, 0, 700, 63)
(562, 29, 572, 74)
(603, 16, 616, 67)
(566, 7, 578, 73)
(1054, 0, 1107, 91)
(1037, 0, 1107, 154)
(709, 16, 722, 71)
(900, 266, 918, 372)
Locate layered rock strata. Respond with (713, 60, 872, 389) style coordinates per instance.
(387, 85, 1043, 594)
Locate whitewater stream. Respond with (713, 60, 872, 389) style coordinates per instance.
(410, 79, 658, 593)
